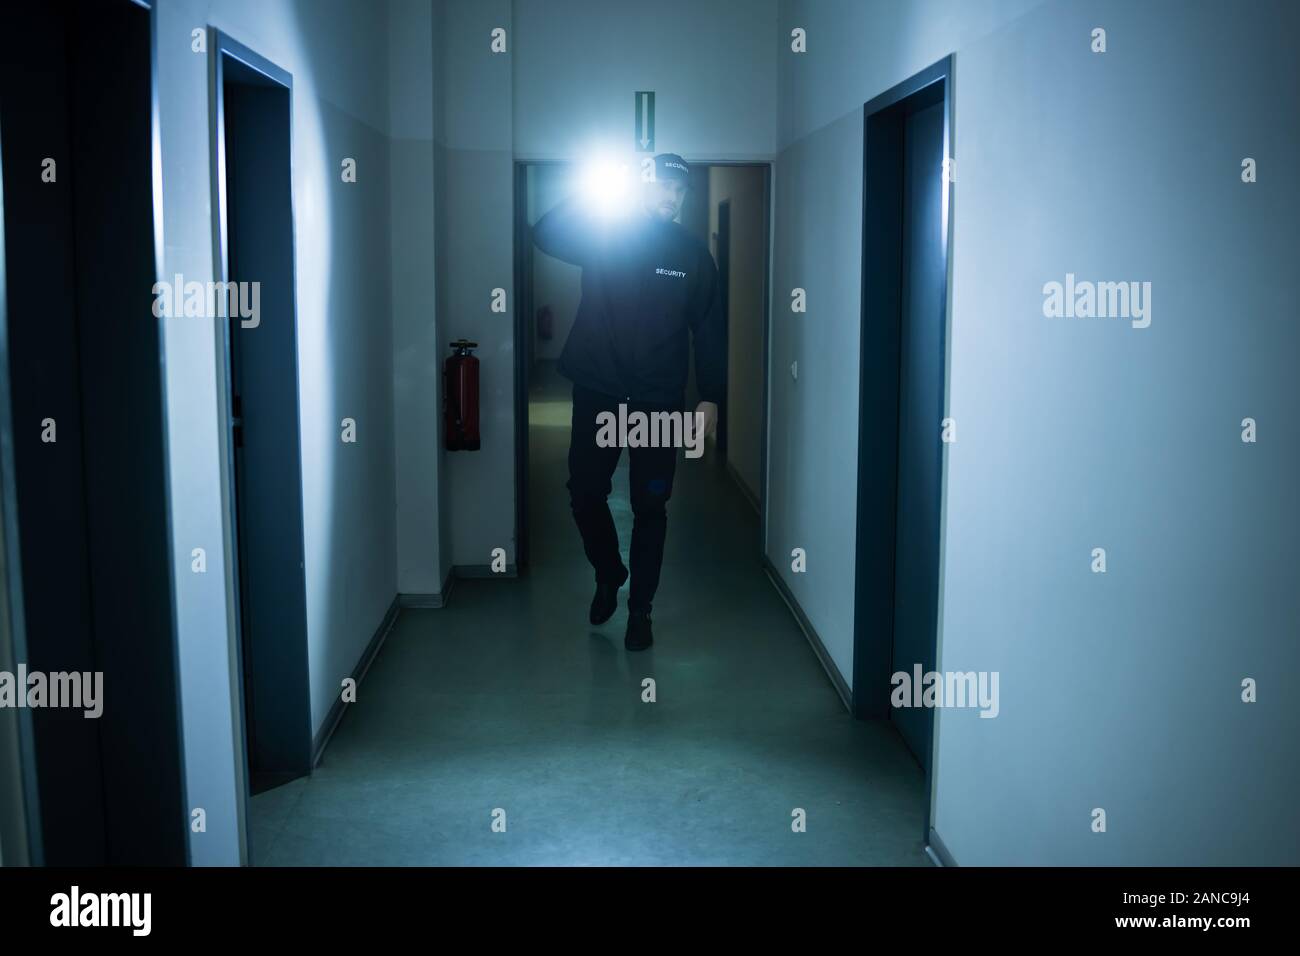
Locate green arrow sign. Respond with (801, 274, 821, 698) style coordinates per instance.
(635, 91, 655, 152)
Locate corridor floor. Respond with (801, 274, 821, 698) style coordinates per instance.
(250, 363, 928, 865)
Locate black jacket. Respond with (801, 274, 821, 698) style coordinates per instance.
(532, 198, 725, 406)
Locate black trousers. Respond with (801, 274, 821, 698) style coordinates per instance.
(567, 383, 681, 615)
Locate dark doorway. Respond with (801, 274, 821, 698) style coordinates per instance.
(211, 33, 311, 798)
(0, 0, 186, 865)
(891, 97, 945, 766)
(852, 56, 953, 785)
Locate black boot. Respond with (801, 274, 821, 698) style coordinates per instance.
(624, 609, 653, 651)
(589, 565, 629, 625)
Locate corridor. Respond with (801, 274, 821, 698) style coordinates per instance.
(1, 0, 1295, 883)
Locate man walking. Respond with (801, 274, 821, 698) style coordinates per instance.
(532, 153, 725, 651)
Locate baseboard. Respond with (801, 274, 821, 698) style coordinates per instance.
(311, 594, 401, 768)
(399, 587, 450, 609)
(761, 555, 852, 712)
(926, 827, 958, 867)
(453, 563, 518, 579)
(726, 460, 760, 515)
(397, 564, 454, 608)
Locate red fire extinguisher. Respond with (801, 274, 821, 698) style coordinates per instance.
(444, 339, 480, 451)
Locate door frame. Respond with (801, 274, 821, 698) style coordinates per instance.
(851, 55, 954, 855)
(511, 159, 773, 569)
(208, 27, 309, 861)
(0, 76, 41, 869)
(714, 197, 731, 456)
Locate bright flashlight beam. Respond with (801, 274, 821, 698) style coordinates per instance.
(577, 158, 632, 218)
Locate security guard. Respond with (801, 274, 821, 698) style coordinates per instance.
(532, 153, 724, 650)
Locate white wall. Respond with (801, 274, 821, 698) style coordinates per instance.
(772, 0, 1300, 864)
(512, 0, 778, 161)
(391, 0, 449, 598)
(437, 0, 516, 570)
(156, 0, 396, 865)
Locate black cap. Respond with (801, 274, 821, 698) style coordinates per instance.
(652, 153, 691, 183)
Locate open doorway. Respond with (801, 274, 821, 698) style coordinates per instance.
(0, 0, 186, 865)
(210, 32, 311, 808)
(513, 161, 771, 573)
(852, 56, 953, 835)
